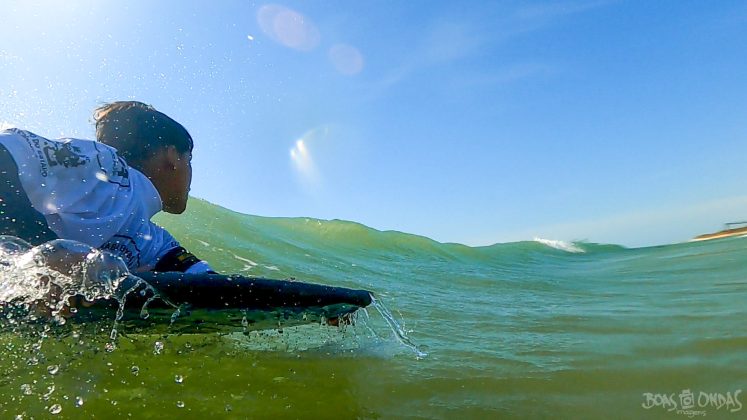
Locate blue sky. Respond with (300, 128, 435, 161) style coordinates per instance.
(1, 0, 746, 247)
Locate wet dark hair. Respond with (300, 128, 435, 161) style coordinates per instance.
(93, 101, 193, 168)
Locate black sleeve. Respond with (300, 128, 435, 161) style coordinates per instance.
(153, 246, 215, 273)
(0, 143, 59, 245)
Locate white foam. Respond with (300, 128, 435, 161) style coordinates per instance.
(533, 237, 585, 253)
(231, 253, 257, 266)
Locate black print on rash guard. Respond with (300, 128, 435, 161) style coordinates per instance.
(9, 128, 52, 177)
(43, 142, 91, 168)
(100, 235, 141, 269)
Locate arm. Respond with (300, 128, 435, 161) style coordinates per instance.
(102, 220, 216, 274)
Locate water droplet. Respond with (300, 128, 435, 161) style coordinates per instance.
(49, 404, 62, 414)
(130, 365, 140, 376)
(111, 400, 118, 406)
(176, 400, 185, 408)
(20, 383, 33, 395)
(225, 404, 233, 412)
(43, 385, 56, 400)
(154, 341, 164, 355)
(47, 365, 59, 375)
(75, 396, 84, 407)
(105, 342, 116, 352)
(175, 375, 184, 384)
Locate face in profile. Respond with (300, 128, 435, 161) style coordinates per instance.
(159, 149, 192, 214)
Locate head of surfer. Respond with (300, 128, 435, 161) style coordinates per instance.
(93, 101, 193, 214)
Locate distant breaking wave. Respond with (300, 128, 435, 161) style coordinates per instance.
(533, 237, 585, 253)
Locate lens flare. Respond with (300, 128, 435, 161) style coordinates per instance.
(289, 127, 330, 190)
(257, 4, 321, 51)
(296, 139, 307, 154)
(290, 139, 312, 172)
(329, 44, 364, 75)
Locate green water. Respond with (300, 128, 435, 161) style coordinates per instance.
(1, 198, 746, 418)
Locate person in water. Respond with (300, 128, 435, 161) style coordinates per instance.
(0, 101, 213, 274)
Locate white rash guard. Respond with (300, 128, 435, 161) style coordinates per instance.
(0, 128, 211, 274)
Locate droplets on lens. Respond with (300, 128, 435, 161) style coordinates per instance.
(20, 384, 33, 396)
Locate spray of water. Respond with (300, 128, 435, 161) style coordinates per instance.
(0, 236, 165, 329)
(369, 294, 428, 359)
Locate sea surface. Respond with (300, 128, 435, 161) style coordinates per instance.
(1, 198, 746, 418)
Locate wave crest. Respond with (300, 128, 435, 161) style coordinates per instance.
(533, 237, 585, 253)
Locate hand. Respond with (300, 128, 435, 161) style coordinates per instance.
(29, 274, 96, 319)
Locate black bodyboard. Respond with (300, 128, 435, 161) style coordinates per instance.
(74, 272, 373, 333)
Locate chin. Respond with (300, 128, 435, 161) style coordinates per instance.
(165, 201, 188, 214)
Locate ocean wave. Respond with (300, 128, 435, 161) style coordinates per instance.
(153, 198, 648, 274)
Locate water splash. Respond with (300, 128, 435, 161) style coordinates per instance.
(107, 274, 162, 348)
(169, 305, 184, 324)
(0, 236, 174, 328)
(369, 295, 428, 359)
(139, 293, 161, 319)
(0, 238, 131, 321)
